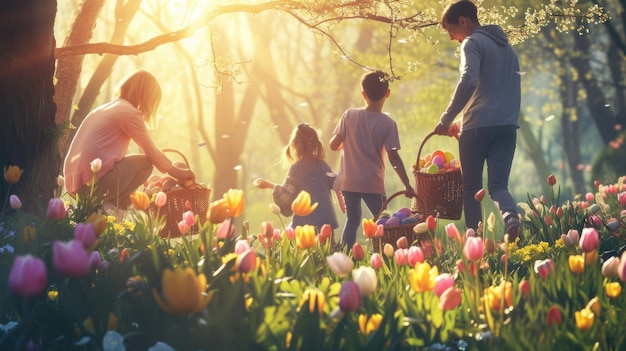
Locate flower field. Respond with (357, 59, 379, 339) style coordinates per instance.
(1, 165, 626, 350)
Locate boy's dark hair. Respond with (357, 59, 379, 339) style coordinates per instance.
(361, 70, 389, 102)
(441, 0, 478, 29)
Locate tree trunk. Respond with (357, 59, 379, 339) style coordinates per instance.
(0, 0, 59, 214)
(559, 61, 586, 194)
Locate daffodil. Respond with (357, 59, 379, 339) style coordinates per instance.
(152, 267, 214, 315)
(291, 190, 318, 216)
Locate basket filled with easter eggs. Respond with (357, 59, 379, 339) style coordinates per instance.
(143, 149, 211, 238)
(410, 132, 463, 220)
(371, 190, 432, 254)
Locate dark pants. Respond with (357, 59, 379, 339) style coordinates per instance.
(340, 191, 386, 248)
(95, 154, 153, 208)
(459, 125, 518, 230)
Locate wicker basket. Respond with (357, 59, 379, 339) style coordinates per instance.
(155, 149, 211, 238)
(371, 191, 433, 256)
(411, 132, 463, 220)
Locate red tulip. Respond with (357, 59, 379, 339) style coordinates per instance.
(619, 192, 626, 206)
(352, 243, 365, 261)
(534, 259, 555, 279)
(319, 224, 332, 245)
(426, 215, 437, 232)
(547, 305, 562, 326)
(237, 249, 257, 273)
(547, 174, 557, 186)
(518, 280, 530, 299)
(339, 281, 361, 312)
(9, 255, 47, 297)
(474, 189, 486, 202)
(438, 287, 462, 311)
(396, 236, 408, 249)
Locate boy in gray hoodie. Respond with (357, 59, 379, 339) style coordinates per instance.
(434, 0, 522, 241)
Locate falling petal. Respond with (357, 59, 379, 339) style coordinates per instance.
(233, 165, 242, 171)
(299, 102, 309, 107)
(197, 142, 207, 147)
(221, 134, 230, 139)
(516, 71, 527, 76)
(544, 115, 555, 122)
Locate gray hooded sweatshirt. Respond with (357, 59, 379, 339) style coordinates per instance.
(440, 25, 521, 131)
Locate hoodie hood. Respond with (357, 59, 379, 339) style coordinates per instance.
(472, 25, 509, 46)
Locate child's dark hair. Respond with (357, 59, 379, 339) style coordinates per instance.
(283, 123, 325, 166)
(361, 70, 389, 102)
(441, 0, 478, 29)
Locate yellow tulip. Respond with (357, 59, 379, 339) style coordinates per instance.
(4, 165, 23, 184)
(291, 190, 318, 216)
(130, 191, 150, 211)
(605, 282, 622, 299)
(484, 281, 513, 311)
(409, 262, 438, 293)
(22, 225, 36, 243)
(295, 225, 316, 249)
(208, 198, 230, 224)
(86, 213, 108, 236)
(224, 188, 244, 217)
(152, 267, 214, 315)
(586, 296, 600, 317)
(298, 289, 325, 314)
(568, 255, 585, 274)
(362, 218, 377, 238)
(574, 307, 594, 330)
(359, 313, 383, 336)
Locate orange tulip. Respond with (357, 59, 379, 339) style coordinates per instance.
(152, 267, 214, 315)
(295, 225, 316, 249)
(291, 190, 318, 216)
(208, 198, 230, 224)
(362, 218, 377, 238)
(4, 165, 23, 184)
(224, 189, 244, 217)
(86, 213, 108, 236)
(130, 191, 150, 211)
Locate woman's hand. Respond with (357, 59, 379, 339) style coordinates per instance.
(253, 178, 274, 189)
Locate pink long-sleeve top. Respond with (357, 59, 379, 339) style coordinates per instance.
(63, 98, 172, 194)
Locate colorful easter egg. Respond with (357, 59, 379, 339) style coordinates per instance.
(444, 152, 455, 162)
(427, 164, 439, 174)
(432, 155, 445, 168)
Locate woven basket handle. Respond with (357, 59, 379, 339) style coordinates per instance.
(162, 148, 190, 168)
(415, 132, 459, 167)
(374, 190, 408, 220)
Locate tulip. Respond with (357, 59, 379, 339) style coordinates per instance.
(208, 198, 230, 224)
(619, 192, 626, 206)
(327, 252, 354, 277)
(9, 195, 21, 209)
(426, 215, 437, 232)
(556, 206, 564, 218)
(298, 289, 325, 314)
(484, 281, 513, 311)
(46, 197, 67, 220)
(154, 191, 167, 207)
(546, 305, 562, 326)
(358, 313, 383, 336)
(74, 223, 97, 250)
(152, 267, 214, 315)
(585, 250, 598, 265)
(568, 255, 585, 274)
(284, 226, 295, 240)
(534, 259, 555, 279)
(319, 224, 333, 245)
(586, 297, 600, 317)
(579, 227, 599, 253)
(119, 248, 130, 263)
(585, 192, 595, 202)
(409, 261, 438, 293)
(438, 287, 462, 311)
(544, 214, 553, 226)
(396, 236, 408, 249)
(561, 229, 580, 248)
(8, 255, 47, 297)
(89, 251, 104, 269)
(178, 221, 190, 235)
(383, 243, 394, 258)
(338, 281, 361, 312)
(53, 240, 91, 278)
(602, 256, 620, 278)
(394, 248, 409, 266)
(352, 243, 365, 261)
(375, 224, 384, 237)
(86, 213, 108, 237)
(370, 253, 383, 270)
(606, 282, 622, 299)
(224, 188, 245, 217)
(362, 218, 377, 238)
(90, 158, 102, 173)
(547, 174, 557, 186)
(291, 190, 317, 216)
(295, 225, 316, 249)
(463, 236, 484, 261)
(432, 273, 455, 297)
(352, 266, 377, 296)
(588, 215, 602, 228)
(474, 188, 486, 202)
(413, 222, 428, 234)
(269, 203, 281, 215)
(4, 165, 23, 184)
(445, 223, 461, 241)
(574, 307, 594, 330)
(216, 219, 235, 239)
(237, 249, 257, 273)
(130, 191, 150, 211)
(22, 225, 36, 243)
(234, 239, 250, 254)
(183, 211, 196, 227)
(518, 280, 530, 300)
(407, 246, 425, 266)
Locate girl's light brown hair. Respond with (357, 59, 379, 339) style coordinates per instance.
(282, 123, 325, 167)
(114, 69, 162, 124)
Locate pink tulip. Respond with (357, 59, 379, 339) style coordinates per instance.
(396, 236, 408, 249)
(155, 191, 167, 207)
(408, 246, 425, 266)
(585, 192, 595, 202)
(619, 192, 626, 206)
(534, 259, 555, 279)
(9, 195, 21, 210)
(579, 227, 599, 252)
(338, 281, 361, 312)
(89, 251, 104, 269)
(183, 210, 195, 227)
(9, 255, 47, 297)
(352, 243, 365, 261)
(327, 252, 354, 277)
(375, 224, 384, 237)
(438, 287, 462, 311)
(46, 198, 67, 220)
(445, 223, 461, 241)
(433, 273, 455, 297)
(53, 240, 91, 278)
(463, 236, 484, 261)
(617, 251, 626, 282)
(284, 227, 295, 240)
(370, 253, 383, 270)
(237, 249, 257, 273)
(177, 221, 190, 235)
(235, 239, 251, 254)
(547, 174, 556, 186)
(74, 223, 96, 249)
(394, 248, 409, 266)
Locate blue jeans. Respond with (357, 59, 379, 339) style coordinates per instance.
(459, 125, 518, 230)
(340, 191, 386, 248)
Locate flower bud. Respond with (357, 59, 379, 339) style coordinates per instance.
(154, 191, 167, 208)
(370, 253, 383, 270)
(383, 243, 394, 257)
(546, 305, 562, 326)
(352, 243, 365, 261)
(474, 189, 486, 202)
(394, 248, 409, 266)
(237, 249, 257, 273)
(463, 236, 484, 261)
(74, 223, 97, 250)
(90, 158, 102, 173)
(47, 198, 67, 220)
(438, 287, 462, 311)
(338, 281, 361, 312)
(547, 174, 557, 186)
(9, 195, 21, 209)
(396, 236, 408, 249)
(432, 273, 455, 297)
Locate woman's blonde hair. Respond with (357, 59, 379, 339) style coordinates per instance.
(282, 123, 325, 167)
(114, 69, 162, 123)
